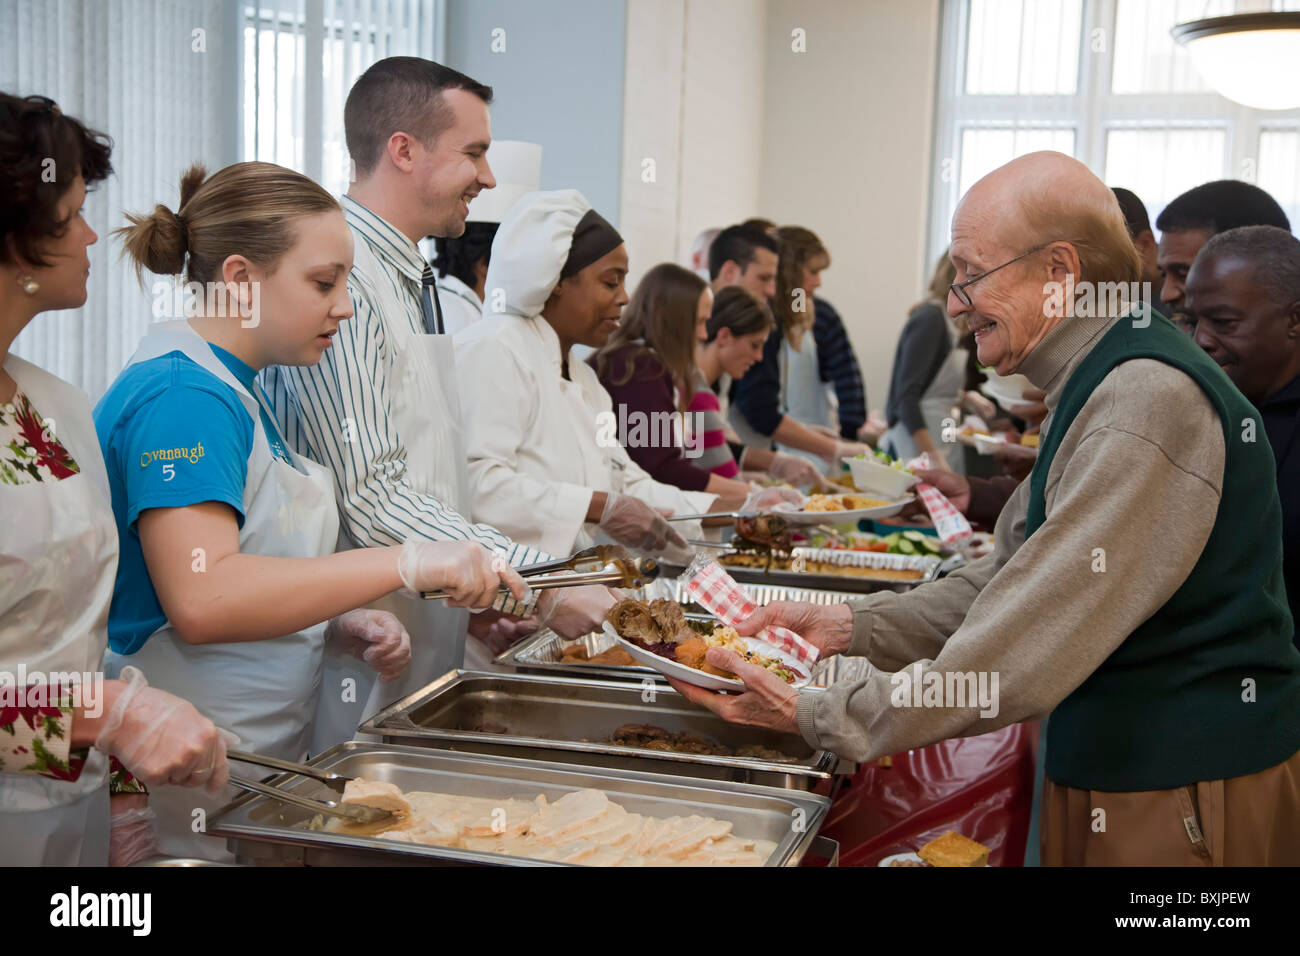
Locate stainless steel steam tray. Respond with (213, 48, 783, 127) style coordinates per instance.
(207, 741, 831, 867)
(359, 670, 837, 789)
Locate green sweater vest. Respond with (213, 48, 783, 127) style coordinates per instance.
(1026, 310, 1300, 792)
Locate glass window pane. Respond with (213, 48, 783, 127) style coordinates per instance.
(1258, 129, 1300, 234)
(1111, 0, 1236, 94)
(1104, 128, 1227, 229)
(965, 0, 1082, 94)
(958, 127, 1077, 197)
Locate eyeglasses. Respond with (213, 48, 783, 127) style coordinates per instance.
(949, 242, 1059, 307)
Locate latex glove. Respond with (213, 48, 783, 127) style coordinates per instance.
(833, 440, 870, 465)
(535, 585, 618, 639)
(742, 486, 805, 512)
(109, 805, 160, 867)
(767, 452, 824, 488)
(327, 608, 411, 683)
(397, 540, 530, 608)
(467, 610, 541, 657)
(597, 492, 691, 558)
(94, 666, 237, 796)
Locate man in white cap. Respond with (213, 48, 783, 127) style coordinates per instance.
(432, 140, 542, 336)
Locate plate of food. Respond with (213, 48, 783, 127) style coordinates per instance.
(602, 598, 813, 692)
(978, 371, 1034, 409)
(795, 527, 947, 558)
(972, 431, 1039, 459)
(773, 492, 913, 524)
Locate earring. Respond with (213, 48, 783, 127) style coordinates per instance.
(18, 276, 39, 295)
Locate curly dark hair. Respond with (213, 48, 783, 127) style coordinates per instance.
(0, 92, 113, 268)
(433, 221, 497, 289)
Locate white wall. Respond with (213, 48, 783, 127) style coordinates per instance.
(445, 0, 628, 222)
(618, 0, 768, 289)
(760, 0, 940, 411)
(620, 0, 941, 411)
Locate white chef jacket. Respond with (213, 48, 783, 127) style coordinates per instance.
(455, 313, 715, 557)
(435, 272, 484, 337)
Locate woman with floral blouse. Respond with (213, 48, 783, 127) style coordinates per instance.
(0, 93, 232, 865)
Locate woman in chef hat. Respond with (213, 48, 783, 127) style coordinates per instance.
(455, 189, 764, 559)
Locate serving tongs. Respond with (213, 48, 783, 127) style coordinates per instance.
(419, 544, 660, 600)
(226, 749, 393, 825)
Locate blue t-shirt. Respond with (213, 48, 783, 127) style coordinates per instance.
(95, 342, 287, 655)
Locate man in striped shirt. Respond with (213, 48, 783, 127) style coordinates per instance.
(263, 58, 614, 714)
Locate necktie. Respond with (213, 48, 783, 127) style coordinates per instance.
(420, 261, 446, 335)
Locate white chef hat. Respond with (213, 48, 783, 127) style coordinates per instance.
(466, 140, 542, 224)
(483, 188, 624, 319)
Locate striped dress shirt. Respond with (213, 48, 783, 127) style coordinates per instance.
(261, 195, 547, 614)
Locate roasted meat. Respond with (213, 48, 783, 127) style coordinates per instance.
(734, 514, 792, 553)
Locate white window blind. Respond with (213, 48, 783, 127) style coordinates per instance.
(240, 0, 444, 197)
(1, 0, 232, 400)
(931, 0, 1300, 260)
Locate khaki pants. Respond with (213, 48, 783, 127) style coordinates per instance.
(1041, 748, 1300, 866)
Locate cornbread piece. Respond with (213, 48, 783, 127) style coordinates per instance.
(918, 831, 990, 867)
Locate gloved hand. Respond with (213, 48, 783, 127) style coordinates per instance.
(535, 585, 618, 639)
(326, 608, 411, 682)
(742, 486, 805, 512)
(467, 609, 541, 657)
(94, 666, 237, 796)
(397, 540, 530, 608)
(767, 452, 824, 488)
(597, 492, 691, 558)
(108, 805, 161, 867)
(833, 440, 870, 465)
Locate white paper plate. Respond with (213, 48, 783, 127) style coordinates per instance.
(775, 495, 914, 524)
(601, 622, 812, 691)
(979, 382, 1030, 409)
(878, 851, 926, 867)
(972, 433, 1038, 459)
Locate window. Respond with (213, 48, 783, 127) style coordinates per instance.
(241, 0, 444, 197)
(930, 0, 1300, 259)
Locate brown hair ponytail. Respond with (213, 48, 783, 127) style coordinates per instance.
(116, 161, 338, 285)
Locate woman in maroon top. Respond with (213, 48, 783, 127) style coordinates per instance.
(591, 264, 754, 497)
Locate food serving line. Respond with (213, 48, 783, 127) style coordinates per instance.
(201, 477, 1033, 867)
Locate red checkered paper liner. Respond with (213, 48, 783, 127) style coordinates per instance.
(683, 558, 820, 669)
(903, 453, 973, 546)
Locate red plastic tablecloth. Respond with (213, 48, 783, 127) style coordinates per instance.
(808, 721, 1039, 867)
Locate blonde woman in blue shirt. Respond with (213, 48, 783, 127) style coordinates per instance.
(96, 161, 526, 859)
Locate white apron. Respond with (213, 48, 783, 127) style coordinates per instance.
(778, 329, 836, 468)
(434, 273, 484, 338)
(309, 329, 472, 752)
(0, 355, 116, 865)
(883, 338, 967, 474)
(103, 321, 339, 861)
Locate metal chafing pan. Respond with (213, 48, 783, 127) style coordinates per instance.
(679, 548, 943, 595)
(207, 741, 833, 867)
(495, 624, 872, 688)
(359, 670, 838, 789)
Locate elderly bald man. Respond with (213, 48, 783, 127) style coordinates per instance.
(669, 151, 1300, 866)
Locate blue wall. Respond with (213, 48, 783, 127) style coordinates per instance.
(444, 0, 627, 224)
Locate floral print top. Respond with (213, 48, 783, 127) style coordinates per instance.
(0, 386, 145, 794)
(1, 386, 80, 484)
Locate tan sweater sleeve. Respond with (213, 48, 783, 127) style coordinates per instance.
(798, 361, 1226, 761)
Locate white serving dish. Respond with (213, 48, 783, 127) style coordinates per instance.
(842, 456, 921, 498)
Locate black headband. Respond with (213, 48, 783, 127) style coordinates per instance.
(560, 208, 623, 278)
